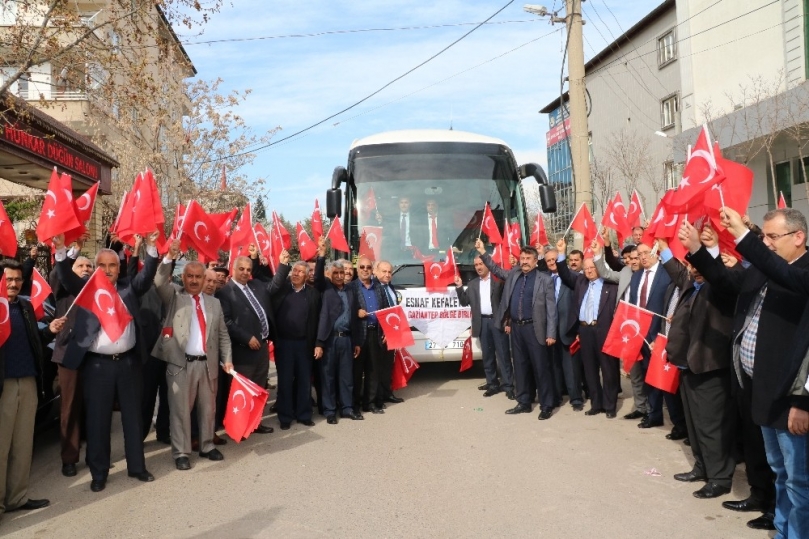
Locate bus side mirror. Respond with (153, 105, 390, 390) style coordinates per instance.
(326, 189, 342, 218)
(519, 163, 557, 213)
(332, 166, 347, 190)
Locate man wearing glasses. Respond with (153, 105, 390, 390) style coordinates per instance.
(351, 256, 388, 415)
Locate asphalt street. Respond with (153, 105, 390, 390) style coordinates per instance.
(2, 363, 768, 538)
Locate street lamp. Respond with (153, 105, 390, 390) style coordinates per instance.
(523, 4, 548, 17)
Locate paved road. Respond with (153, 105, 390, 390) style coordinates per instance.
(3, 364, 766, 538)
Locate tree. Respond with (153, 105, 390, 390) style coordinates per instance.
(254, 196, 267, 221)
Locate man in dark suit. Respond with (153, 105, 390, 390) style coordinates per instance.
(270, 260, 321, 430)
(555, 239, 619, 416)
(698, 207, 809, 534)
(475, 239, 557, 420)
(628, 242, 682, 430)
(543, 247, 583, 410)
(375, 260, 404, 405)
(216, 255, 287, 435)
(455, 255, 514, 399)
(660, 237, 736, 500)
(53, 232, 160, 493)
(314, 261, 363, 424)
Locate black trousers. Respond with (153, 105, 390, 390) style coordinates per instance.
(82, 352, 145, 481)
(376, 348, 395, 403)
(738, 373, 776, 508)
(680, 368, 736, 487)
(510, 323, 553, 410)
(579, 325, 620, 413)
(141, 355, 169, 441)
(275, 339, 313, 424)
(215, 365, 230, 429)
(354, 327, 382, 410)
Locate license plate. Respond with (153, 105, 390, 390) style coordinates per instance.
(425, 340, 465, 350)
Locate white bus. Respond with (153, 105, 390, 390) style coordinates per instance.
(325, 129, 556, 363)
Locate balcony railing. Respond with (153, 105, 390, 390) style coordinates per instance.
(19, 89, 87, 101)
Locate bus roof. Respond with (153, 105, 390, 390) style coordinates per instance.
(349, 129, 511, 150)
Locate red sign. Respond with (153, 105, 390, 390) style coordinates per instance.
(546, 117, 571, 147)
(2, 123, 101, 181)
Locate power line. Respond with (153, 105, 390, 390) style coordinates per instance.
(197, 0, 517, 164)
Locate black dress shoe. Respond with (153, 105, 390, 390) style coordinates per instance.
(212, 434, 227, 445)
(537, 410, 552, 420)
(693, 483, 731, 499)
(505, 390, 516, 400)
(9, 498, 50, 511)
(638, 418, 664, 428)
(269, 403, 278, 413)
(605, 411, 617, 418)
(673, 470, 707, 482)
(280, 423, 291, 430)
(199, 449, 224, 461)
(90, 479, 106, 492)
(326, 415, 338, 425)
(477, 383, 490, 391)
(340, 411, 364, 420)
(483, 387, 502, 397)
(62, 463, 77, 477)
(385, 395, 404, 403)
(572, 404, 584, 412)
(255, 424, 274, 434)
(175, 457, 191, 471)
(128, 470, 155, 482)
(666, 425, 688, 440)
(369, 406, 384, 415)
(505, 404, 532, 414)
(747, 512, 776, 530)
(623, 410, 646, 420)
(683, 438, 691, 446)
(722, 497, 768, 513)
(585, 408, 604, 416)
(299, 420, 315, 427)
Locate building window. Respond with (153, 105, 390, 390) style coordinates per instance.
(795, 156, 809, 184)
(658, 30, 676, 67)
(664, 161, 679, 190)
(660, 94, 678, 130)
(766, 161, 792, 209)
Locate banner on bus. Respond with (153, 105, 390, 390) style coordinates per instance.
(398, 287, 472, 349)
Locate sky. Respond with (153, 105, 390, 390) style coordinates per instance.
(180, 0, 658, 223)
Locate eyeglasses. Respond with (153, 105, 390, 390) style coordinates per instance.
(764, 231, 797, 241)
(358, 265, 373, 270)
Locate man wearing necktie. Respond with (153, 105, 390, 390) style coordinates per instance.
(217, 254, 289, 435)
(152, 241, 233, 470)
(555, 239, 619, 417)
(375, 260, 405, 405)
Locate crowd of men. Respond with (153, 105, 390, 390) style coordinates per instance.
(0, 209, 807, 538)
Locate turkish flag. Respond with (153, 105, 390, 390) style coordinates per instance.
(491, 243, 511, 270)
(209, 208, 238, 250)
(460, 336, 473, 372)
(529, 213, 549, 247)
(144, 169, 165, 227)
(703, 158, 753, 215)
(110, 191, 129, 236)
(627, 189, 644, 228)
(423, 247, 456, 292)
(230, 204, 255, 250)
(391, 348, 420, 390)
(271, 211, 292, 251)
(602, 301, 654, 361)
(36, 168, 82, 244)
(667, 125, 725, 211)
(376, 305, 415, 350)
(645, 334, 679, 393)
(505, 221, 522, 259)
(570, 203, 598, 246)
(296, 222, 318, 261)
(0, 199, 18, 257)
(73, 182, 99, 226)
(311, 199, 323, 241)
(778, 191, 788, 209)
(224, 370, 269, 441)
(326, 216, 350, 253)
(179, 200, 224, 261)
(72, 268, 133, 342)
(362, 187, 378, 218)
(0, 279, 11, 347)
(709, 215, 744, 261)
(253, 222, 273, 266)
(30, 268, 52, 320)
(569, 335, 581, 355)
(481, 202, 502, 244)
(359, 226, 383, 261)
(602, 193, 632, 244)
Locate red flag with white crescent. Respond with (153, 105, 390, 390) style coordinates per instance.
(36, 168, 82, 244)
(627, 190, 644, 228)
(602, 193, 632, 245)
(30, 268, 52, 320)
(71, 268, 133, 342)
(391, 348, 420, 390)
(529, 213, 549, 248)
(481, 202, 502, 244)
(601, 301, 654, 362)
(491, 243, 511, 270)
(569, 203, 598, 247)
(209, 208, 238, 250)
(422, 249, 455, 293)
(0, 199, 18, 258)
(311, 200, 323, 241)
(359, 226, 383, 261)
(326, 216, 350, 253)
(0, 279, 10, 347)
(178, 200, 224, 261)
(223, 373, 253, 442)
(229, 204, 255, 250)
(271, 211, 292, 251)
(253, 222, 274, 268)
(667, 125, 725, 211)
(460, 336, 473, 372)
(645, 334, 679, 393)
(376, 305, 414, 350)
(296, 222, 318, 261)
(73, 182, 99, 226)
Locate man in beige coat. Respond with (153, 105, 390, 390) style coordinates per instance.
(152, 240, 233, 470)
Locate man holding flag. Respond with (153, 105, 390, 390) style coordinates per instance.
(53, 230, 161, 493)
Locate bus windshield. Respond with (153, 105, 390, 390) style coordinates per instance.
(348, 143, 523, 268)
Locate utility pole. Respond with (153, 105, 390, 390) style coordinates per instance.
(565, 0, 592, 213)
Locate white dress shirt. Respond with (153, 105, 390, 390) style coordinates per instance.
(427, 214, 439, 249)
(185, 293, 207, 356)
(636, 261, 660, 305)
(479, 275, 493, 316)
